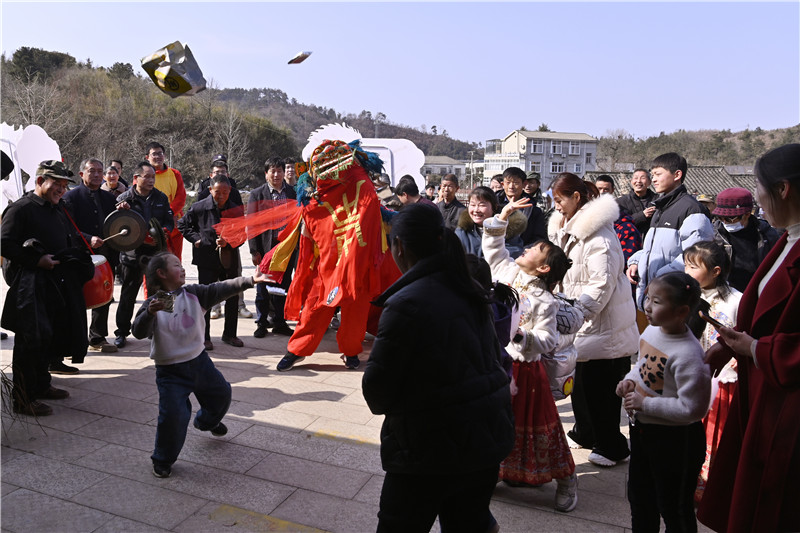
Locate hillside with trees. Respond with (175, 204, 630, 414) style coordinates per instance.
(214, 87, 482, 160)
(1, 48, 297, 189)
(2, 47, 797, 190)
(596, 126, 800, 171)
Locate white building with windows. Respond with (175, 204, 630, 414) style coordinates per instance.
(422, 156, 467, 180)
(484, 130, 598, 190)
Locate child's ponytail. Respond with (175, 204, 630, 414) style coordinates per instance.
(144, 252, 173, 295)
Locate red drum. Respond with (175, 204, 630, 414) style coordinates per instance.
(84, 255, 114, 309)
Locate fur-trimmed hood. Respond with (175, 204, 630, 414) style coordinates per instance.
(548, 193, 620, 241)
(458, 208, 528, 239)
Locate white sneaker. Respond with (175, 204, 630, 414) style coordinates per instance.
(210, 306, 222, 320)
(588, 451, 617, 467)
(554, 473, 578, 512)
(238, 306, 253, 319)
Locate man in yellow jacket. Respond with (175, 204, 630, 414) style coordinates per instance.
(146, 141, 186, 261)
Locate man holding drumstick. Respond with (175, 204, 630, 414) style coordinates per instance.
(64, 158, 120, 358)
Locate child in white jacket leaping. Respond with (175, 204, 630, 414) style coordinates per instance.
(483, 197, 582, 513)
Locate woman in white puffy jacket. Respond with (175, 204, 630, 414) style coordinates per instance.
(548, 173, 639, 467)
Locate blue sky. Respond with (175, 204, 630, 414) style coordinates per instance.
(2, 1, 798, 144)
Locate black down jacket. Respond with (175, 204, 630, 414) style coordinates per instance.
(362, 253, 515, 475)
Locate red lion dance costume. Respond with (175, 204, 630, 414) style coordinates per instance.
(215, 140, 400, 369)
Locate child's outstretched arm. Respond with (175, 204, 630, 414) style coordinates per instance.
(189, 276, 257, 311)
(253, 270, 271, 284)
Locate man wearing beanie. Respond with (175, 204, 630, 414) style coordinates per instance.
(711, 187, 780, 292)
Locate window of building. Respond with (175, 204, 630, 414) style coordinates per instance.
(550, 162, 565, 173)
(551, 141, 562, 154)
(569, 141, 581, 155)
(573, 163, 582, 173)
(530, 161, 541, 173)
(585, 153, 593, 164)
(454, 168, 461, 176)
(531, 140, 543, 154)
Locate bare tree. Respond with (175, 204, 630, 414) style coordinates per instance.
(215, 105, 252, 179)
(2, 70, 87, 154)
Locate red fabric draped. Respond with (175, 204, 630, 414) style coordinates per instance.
(213, 199, 299, 249)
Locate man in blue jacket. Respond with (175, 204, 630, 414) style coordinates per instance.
(626, 153, 714, 310)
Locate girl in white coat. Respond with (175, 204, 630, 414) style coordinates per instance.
(548, 174, 640, 467)
(483, 197, 579, 513)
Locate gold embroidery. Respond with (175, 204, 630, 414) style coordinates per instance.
(323, 180, 367, 264)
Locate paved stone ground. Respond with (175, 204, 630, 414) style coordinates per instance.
(0, 249, 711, 532)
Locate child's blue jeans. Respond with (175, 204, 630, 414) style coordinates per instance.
(151, 351, 231, 467)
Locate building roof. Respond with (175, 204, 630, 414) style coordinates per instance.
(684, 166, 753, 196)
(517, 130, 598, 142)
(586, 166, 757, 199)
(724, 165, 754, 176)
(424, 156, 463, 165)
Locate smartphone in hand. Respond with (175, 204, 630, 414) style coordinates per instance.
(698, 309, 723, 329)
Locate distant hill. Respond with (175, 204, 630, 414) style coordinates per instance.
(596, 126, 800, 170)
(214, 87, 483, 159)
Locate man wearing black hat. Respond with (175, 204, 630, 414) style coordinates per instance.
(1, 161, 94, 416)
(712, 187, 780, 292)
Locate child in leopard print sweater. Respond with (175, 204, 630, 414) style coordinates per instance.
(616, 272, 711, 532)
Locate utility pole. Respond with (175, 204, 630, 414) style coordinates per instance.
(468, 150, 474, 189)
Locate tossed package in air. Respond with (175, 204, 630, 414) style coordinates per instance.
(141, 41, 206, 97)
(288, 51, 312, 64)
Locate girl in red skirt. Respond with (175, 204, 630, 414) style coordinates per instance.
(482, 197, 579, 513)
(683, 241, 742, 504)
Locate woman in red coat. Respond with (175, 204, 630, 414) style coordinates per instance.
(698, 143, 800, 532)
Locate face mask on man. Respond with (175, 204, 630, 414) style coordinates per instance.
(723, 221, 745, 233)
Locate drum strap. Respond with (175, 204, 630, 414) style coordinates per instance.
(63, 207, 94, 254)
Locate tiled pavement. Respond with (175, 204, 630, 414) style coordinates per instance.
(0, 250, 711, 532)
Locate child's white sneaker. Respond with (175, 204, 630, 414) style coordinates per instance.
(554, 472, 578, 512)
